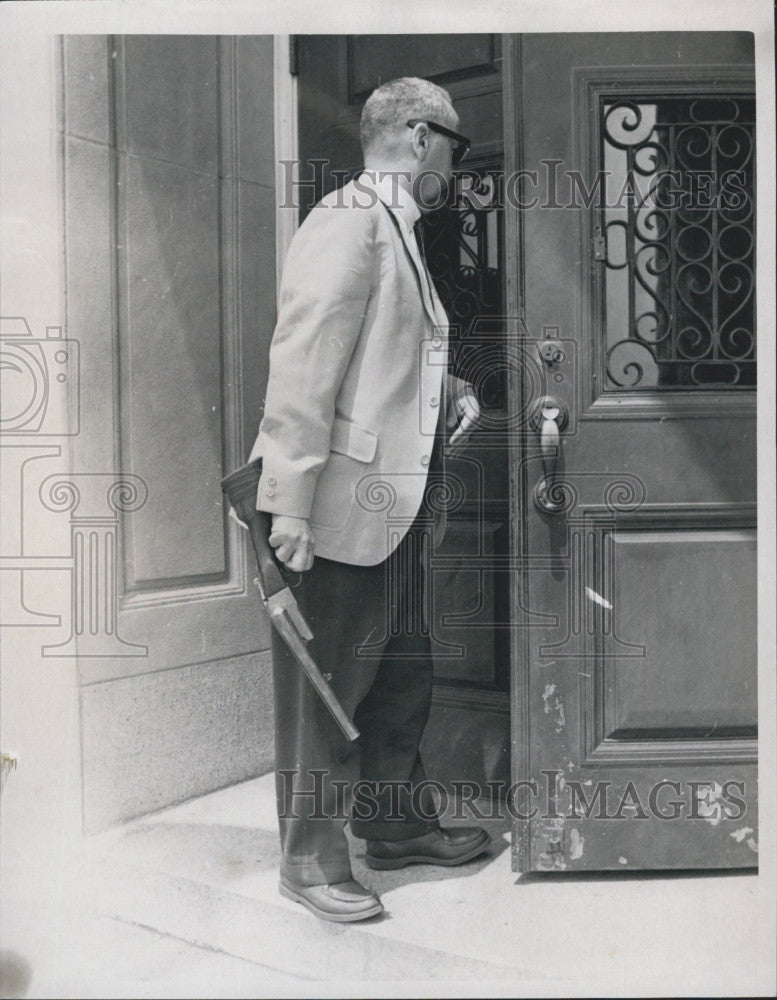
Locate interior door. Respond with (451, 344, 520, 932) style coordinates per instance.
(512, 33, 757, 870)
(295, 35, 512, 791)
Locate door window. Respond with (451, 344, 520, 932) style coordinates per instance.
(599, 95, 755, 391)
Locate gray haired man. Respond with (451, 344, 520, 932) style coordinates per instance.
(248, 77, 489, 922)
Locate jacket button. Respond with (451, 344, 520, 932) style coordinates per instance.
(432, 336, 442, 348)
(420, 455, 430, 467)
(267, 476, 277, 486)
(266, 489, 275, 498)
(430, 396, 439, 407)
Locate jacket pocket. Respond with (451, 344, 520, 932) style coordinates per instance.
(309, 418, 379, 532)
(329, 416, 378, 463)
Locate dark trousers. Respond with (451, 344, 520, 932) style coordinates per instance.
(271, 491, 446, 886)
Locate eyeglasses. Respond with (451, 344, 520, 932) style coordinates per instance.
(406, 119, 472, 166)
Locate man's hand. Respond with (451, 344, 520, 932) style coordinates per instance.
(447, 382, 480, 453)
(269, 515, 315, 572)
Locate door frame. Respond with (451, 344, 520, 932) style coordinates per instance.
(502, 33, 533, 871)
(273, 35, 299, 294)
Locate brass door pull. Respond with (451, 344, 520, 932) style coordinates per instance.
(530, 396, 569, 514)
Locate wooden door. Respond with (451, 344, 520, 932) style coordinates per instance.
(294, 35, 511, 791)
(511, 33, 757, 870)
(59, 35, 278, 830)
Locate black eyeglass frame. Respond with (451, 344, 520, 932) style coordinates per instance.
(406, 119, 472, 165)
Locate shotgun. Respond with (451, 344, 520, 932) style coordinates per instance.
(220, 460, 359, 742)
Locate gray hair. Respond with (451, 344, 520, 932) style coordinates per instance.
(360, 77, 455, 154)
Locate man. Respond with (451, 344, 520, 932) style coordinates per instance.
(247, 77, 489, 923)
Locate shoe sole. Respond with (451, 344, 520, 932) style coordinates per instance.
(279, 881, 384, 923)
(365, 833, 492, 871)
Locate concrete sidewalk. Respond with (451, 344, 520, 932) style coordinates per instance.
(2, 773, 771, 998)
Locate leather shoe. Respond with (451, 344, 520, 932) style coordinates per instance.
(365, 826, 491, 870)
(279, 876, 383, 922)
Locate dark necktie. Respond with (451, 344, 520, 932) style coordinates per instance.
(413, 219, 427, 266)
(413, 219, 435, 303)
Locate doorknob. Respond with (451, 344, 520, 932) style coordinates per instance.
(530, 396, 569, 514)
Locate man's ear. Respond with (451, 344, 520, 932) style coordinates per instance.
(411, 122, 430, 162)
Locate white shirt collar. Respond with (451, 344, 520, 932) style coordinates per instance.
(359, 169, 421, 230)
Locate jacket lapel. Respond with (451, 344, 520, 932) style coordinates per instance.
(367, 191, 439, 329)
(394, 216, 440, 328)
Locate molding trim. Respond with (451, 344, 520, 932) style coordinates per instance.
(114, 37, 243, 605)
(273, 35, 299, 299)
(503, 31, 532, 874)
(578, 502, 758, 767)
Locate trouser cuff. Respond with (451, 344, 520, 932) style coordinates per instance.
(349, 815, 440, 842)
(280, 854, 353, 888)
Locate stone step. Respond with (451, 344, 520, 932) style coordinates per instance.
(81, 852, 524, 985)
(63, 776, 764, 996)
(71, 776, 535, 987)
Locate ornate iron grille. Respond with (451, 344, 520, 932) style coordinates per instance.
(599, 96, 755, 390)
(423, 166, 505, 408)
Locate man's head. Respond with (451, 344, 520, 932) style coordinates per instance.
(360, 77, 467, 211)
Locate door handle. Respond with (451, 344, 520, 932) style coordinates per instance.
(530, 395, 569, 514)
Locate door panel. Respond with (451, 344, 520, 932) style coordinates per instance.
(59, 35, 277, 829)
(512, 33, 757, 870)
(65, 36, 273, 685)
(607, 529, 756, 734)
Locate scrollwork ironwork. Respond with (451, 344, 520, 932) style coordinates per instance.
(424, 165, 505, 407)
(600, 95, 755, 390)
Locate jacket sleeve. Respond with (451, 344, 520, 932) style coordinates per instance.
(249, 200, 376, 519)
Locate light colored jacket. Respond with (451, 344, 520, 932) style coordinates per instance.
(249, 171, 462, 566)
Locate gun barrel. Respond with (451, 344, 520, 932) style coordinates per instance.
(270, 607, 360, 742)
(220, 460, 359, 742)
